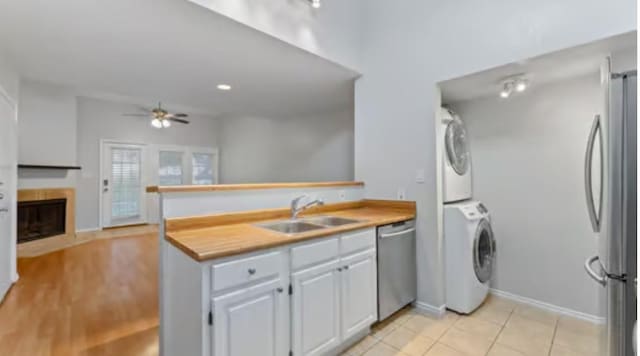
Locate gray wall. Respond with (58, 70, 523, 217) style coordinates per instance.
(17, 84, 356, 231)
(218, 109, 354, 183)
(449, 73, 602, 316)
(355, 0, 635, 311)
(17, 80, 78, 189)
(75, 96, 221, 230)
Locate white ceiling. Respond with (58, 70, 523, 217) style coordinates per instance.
(440, 32, 637, 103)
(0, 0, 359, 117)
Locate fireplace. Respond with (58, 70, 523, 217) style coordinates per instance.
(18, 198, 67, 243)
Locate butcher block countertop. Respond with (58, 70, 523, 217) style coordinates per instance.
(165, 199, 416, 261)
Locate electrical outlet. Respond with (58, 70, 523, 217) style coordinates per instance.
(338, 190, 346, 200)
(397, 188, 406, 200)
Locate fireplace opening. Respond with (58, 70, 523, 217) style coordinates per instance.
(18, 198, 67, 243)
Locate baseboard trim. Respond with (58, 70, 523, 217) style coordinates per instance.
(414, 301, 446, 318)
(490, 288, 604, 325)
(75, 227, 100, 233)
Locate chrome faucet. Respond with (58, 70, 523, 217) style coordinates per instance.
(291, 194, 324, 219)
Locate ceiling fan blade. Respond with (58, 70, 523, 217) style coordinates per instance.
(173, 113, 188, 118)
(168, 117, 190, 124)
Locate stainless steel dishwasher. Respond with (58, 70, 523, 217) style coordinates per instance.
(377, 219, 417, 321)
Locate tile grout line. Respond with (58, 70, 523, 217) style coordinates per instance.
(484, 308, 514, 355)
(548, 318, 560, 356)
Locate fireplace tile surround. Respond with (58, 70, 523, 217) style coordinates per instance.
(17, 188, 76, 253)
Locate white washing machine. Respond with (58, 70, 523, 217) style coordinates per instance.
(441, 107, 472, 203)
(444, 200, 496, 314)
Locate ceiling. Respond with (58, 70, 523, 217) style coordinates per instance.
(0, 0, 359, 117)
(440, 32, 637, 103)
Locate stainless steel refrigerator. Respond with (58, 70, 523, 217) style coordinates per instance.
(584, 59, 636, 356)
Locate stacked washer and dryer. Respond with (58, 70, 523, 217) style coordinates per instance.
(441, 107, 497, 314)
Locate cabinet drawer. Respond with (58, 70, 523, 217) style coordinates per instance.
(291, 237, 339, 271)
(212, 251, 283, 292)
(341, 228, 376, 256)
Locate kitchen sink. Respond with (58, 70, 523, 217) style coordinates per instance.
(303, 216, 362, 227)
(257, 221, 326, 234)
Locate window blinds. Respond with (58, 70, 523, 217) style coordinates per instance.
(110, 147, 142, 219)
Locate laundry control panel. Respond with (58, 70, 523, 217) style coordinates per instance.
(458, 203, 488, 219)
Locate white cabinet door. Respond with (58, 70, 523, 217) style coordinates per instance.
(292, 259, 341, 356)
(212, 278, 288, 356)
(340, 249, 377, 341)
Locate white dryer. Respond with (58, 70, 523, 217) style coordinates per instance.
(444, 200, 496, 314)
(441, 107, 472, 203)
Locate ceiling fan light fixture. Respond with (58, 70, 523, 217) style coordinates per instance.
(161, 119, 171, 128)
(151, 118, 163, 128)
(217, 84, 232, 91)
(311, 0, 321, 8)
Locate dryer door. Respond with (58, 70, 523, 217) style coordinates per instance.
(473, 219, 495, 284)
(445, 119, 470, 175)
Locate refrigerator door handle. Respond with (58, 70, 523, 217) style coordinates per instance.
(584, 255, 607, 286)
(584, 114, 602, 233)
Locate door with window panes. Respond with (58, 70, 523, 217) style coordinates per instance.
(102, 143, 147, 228)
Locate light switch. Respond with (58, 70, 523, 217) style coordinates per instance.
(397, 188, 406, 200)
(416, 169, 425, 183)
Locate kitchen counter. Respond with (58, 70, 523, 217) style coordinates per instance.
(165, 199, 416, 261)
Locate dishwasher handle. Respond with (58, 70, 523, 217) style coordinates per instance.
(379, 227, 416, 239)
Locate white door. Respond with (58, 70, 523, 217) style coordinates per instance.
(101, 143, 147, 228)
(211, 278, 288, 356)
(340, 250, 377, 340)
(291, 259, 341, 356)
(0, 90, 17, 301)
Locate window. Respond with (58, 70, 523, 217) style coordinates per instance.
(159, 151, 184, 185)
(192, 152, 215, 185)
(111, 147, 142, 219)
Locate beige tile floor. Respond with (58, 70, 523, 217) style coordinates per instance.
(341, 295, 602, 356)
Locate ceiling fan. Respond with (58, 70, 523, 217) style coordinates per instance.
(123, 102, 190, 128)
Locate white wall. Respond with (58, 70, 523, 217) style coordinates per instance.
(355, 0, 636, 310)
(0, 50, 19, 300)
(75, 96, 220, 230)
(449, 73, 602, 316)
(218, 109, 354, 183)
(17, 80, 78, 189)
(189, 0, 364, 72)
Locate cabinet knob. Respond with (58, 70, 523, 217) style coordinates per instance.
(248, 268, 256, 275)
(276, 287, 284, 293)
(344, 265, 349, 270)
(337, 267, 343, 272)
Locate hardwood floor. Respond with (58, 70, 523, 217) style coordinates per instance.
(0, 231, 159, 356)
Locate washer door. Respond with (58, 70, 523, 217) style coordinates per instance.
(473, 219, 495, 283)
(445, 119, 470, 175)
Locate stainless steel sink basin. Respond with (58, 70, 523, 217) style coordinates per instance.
(257, 221, 326, 234)
(303, 216, 362, 227)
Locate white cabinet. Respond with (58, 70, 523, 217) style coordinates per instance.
(164, 227, 378, 356)
(340, 249, 377, 341)
(291, 259, 342, 356)
(291, 228, 377, 356)
(212, 278, 289, 356)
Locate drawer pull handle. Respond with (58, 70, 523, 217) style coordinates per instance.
(248, 268, 256, 275)
(276, 287, 284, 293)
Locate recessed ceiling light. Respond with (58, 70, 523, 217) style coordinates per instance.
(217, 84, 232, 91)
